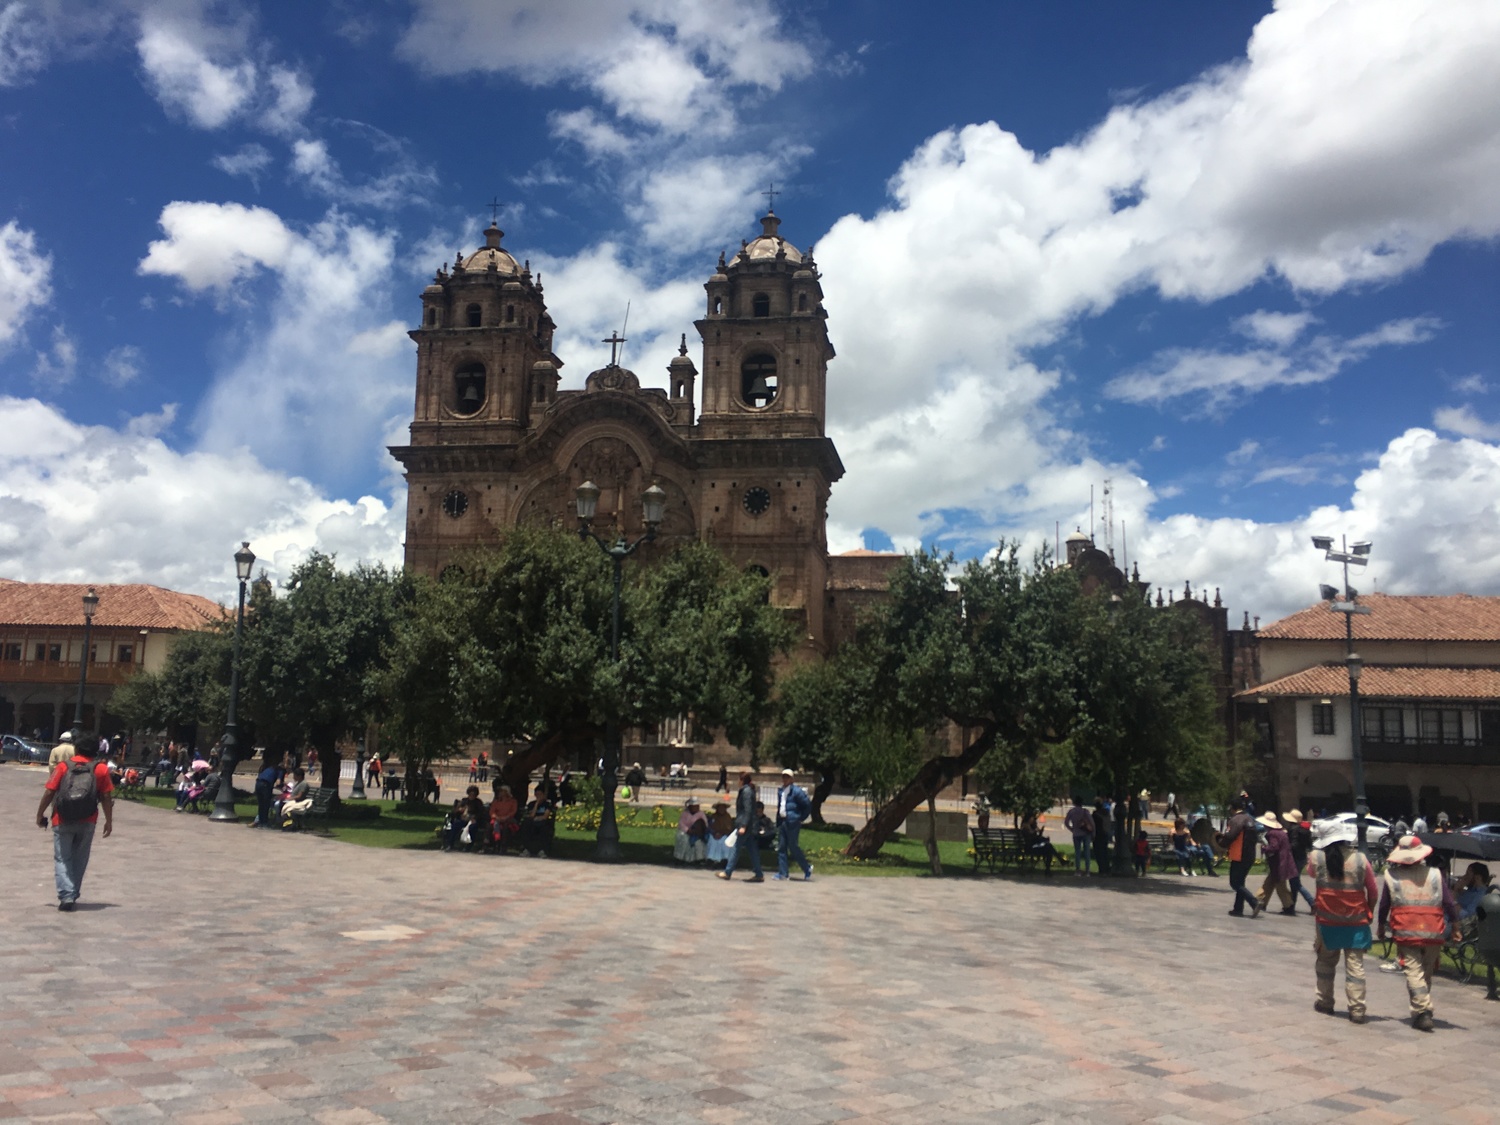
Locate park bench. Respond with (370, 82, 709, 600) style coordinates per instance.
(1148, 833, 1180, 873)
(290, 787, 338, 831)
(970, 827, 1044, 873)
(657, 775, 692, 791)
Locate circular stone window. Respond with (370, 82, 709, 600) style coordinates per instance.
(743, 486, 771, 517)
(442, 489, 469, 519)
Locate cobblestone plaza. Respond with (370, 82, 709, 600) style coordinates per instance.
(1, 779, 1496, 1124)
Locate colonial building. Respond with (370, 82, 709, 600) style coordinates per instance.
(390, 210, 859, 651)
(0, 581, 222, 741)
(1238, 593, 1500, 822)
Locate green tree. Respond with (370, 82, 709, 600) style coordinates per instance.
(108, 626, 233, 746)
(976, 739, 1075, 826)
(240, 554, 409, 787)
(763, 656, 851, 824)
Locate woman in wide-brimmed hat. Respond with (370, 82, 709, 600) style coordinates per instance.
(1255, 813, 1298, 915)
(674, 796, 709, 864)
(1378, 835, 1458, 1032)
(1309, 834, 1380, 1023)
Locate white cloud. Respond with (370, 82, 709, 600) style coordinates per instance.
(549, 107, 634, 159)
(1452, 373, 1489, 395)
(138, 201, 297, 294)
(1129, 429, 1500, 623)
(398, 0, 811, 137)
(0, 0, 45, 85)
(1104, 316, 1439, 410)
(0, 219, 50, 348)
(32, 324, 74, 384)
(1235, 309, 1315, 347)
(289, 131, 436, 209)
(1433, 404, 1500, 441)
(212, 143, 273, 183)
(138, 201, 413, 491)
(101, 344, 142, 387)
(261, 63, 313, 136)
(1226, 439, 1260, 466)
(0, 396, 404, 601)
(136, 10, 257, 129)
(346, 321, 412, 359)
(630, 150, 808, 250)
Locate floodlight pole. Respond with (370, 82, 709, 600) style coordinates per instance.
(211, 542, 256, 822)
(1315, 534, 1372, 854)
(575, 481, 666, 862)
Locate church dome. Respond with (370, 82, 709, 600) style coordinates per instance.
(741, 212, 801, 263)
(462, 224, 520, 275)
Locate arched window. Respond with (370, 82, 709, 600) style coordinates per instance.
(797, 292, 808, 312)
(752, 293, 770, 318)
(741, 353, 778, 408)
(712, 296, 723, 315)
(466, 303, 482, 327)
(425, 307, 437, 326)
(506, 305, 515, 323)
(454, 362, 486, 415)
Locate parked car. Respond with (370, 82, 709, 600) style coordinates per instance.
(1, 735, 49, 764)
(1310, 811, 1393, 848)
(1460, 822, 1500, 838)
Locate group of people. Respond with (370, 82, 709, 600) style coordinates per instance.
(441, 780, 555, 856)
(672, 769, 814, 882)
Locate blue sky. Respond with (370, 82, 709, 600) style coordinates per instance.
(0, 0, 1497, 619)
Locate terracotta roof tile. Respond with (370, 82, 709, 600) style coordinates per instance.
(1238, 664, 1500, 701)
(1257, 593, 1500, 643)
(0, 581, 224, 631)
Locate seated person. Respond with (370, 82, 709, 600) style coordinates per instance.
(515, 783, 555, 856)
(440, 799, 466, 850)
(489, 784, 520, 849)
(1457, 862, 1493, 920)
(706, 800, 735, 865)
(281, 769, 313, 827)
(459, 785, 489, 849)
(752, 800, 775, 850)
(674, 797, 709, 863)
(423, 768, 441, 802)
(1172, 817, 1216, 875)
(175, 766, 211, 811)
(1020, 814, 1061, 871)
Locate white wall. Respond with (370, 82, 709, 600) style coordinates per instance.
(1295, 698, 1353, 761)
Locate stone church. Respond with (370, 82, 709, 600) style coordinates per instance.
(389, 210, 891, 654)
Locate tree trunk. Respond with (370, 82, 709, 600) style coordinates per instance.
(845, 727, 995, 859)
(924, 793, 943, 876)
(498, 724, 598, 804)
(809, 769, 835, 826)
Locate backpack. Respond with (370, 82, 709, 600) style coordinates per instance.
(55, 760, 99, 822)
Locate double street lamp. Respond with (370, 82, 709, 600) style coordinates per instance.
(210, 542, 256, 822)
(1312, 534, 1373, 852)
(72, 586, 99, 743)
(575, 479, 667, 862)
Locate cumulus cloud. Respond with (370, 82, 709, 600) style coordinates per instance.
(629, 149, 810, 250)
(1434, 404, 1500, 441)
(0, 219, 50, 348)
(0, 396, 404, 601)
(1235, 309, 1316, 347)
(136, 9, 257, 129)
(138, 201, 414, 492)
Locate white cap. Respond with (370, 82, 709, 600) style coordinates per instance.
(781, 768, 794, 778)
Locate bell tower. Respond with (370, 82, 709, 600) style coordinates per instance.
(696, 210, 832, 440)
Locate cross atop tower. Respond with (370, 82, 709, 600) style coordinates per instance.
(602, 330, 627, 367)
(762, 181, 779, 212)
(485, 196, 504, 223)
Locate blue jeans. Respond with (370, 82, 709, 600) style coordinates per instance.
(1290, 874, 1315, 909)
(53, 821, 96, 903)
(723, 830, 763, 878)
(1072, 835, 1093, 872)
(1228, 859, 1259, 913)
(777, 821, 811, 878)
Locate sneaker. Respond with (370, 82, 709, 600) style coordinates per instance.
(747, 875, 764, 883)
(1279, 908, 1297, 916)
(1349, 1011, 1368, 1025)
(1412, 1011, 1434, 1032)
(803, 866, 814, 881)
(58, 900, 74, 912)
(1379, 960, 1404, 973)
(1313, 1000, 1335, 1015)
(771, 873, 789, 881)
(1228, 909, 1245, 916)
(716, 871, 730, 880)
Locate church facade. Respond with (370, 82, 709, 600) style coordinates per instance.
(389, 211, 875, 653)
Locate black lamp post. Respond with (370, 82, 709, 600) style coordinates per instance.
(576, 479, 667, 862)
(351, 739, 367, 800)
(211, 542, 256, 822)
(71, 586, 99, 743)
(1313, 534, 1373, 852)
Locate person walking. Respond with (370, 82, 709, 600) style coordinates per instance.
(1283, 809, 1316, 911)
(1255, 813, 1297, 914)
(715, 763, 728, 793)
(1219, 798, 1262, 917)
(36, 738, 114, 910)
(1064, 797, 1094, 876)
(1378, 835, 1457, 1031)
(48, 730, 75, 769)
(251, 754, 283, 828)
(773, 769, 813, 881)
(1309, 836, 1379, 1023)
(716, 770, 764, 882)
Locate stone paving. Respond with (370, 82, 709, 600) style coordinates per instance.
(1, 771, 1498, 1124)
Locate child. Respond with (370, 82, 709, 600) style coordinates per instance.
(1132, 828, 1151, 876)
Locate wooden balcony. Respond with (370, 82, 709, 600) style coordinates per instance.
(0, 659, 139, 687)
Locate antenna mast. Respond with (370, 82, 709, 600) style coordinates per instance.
(1102, 478, 1115, 560)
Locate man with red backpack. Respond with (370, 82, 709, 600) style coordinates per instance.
(35, 731, 114, 911)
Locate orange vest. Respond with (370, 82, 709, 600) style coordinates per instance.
(1385, 865, 1446, 945)
(1311, 849, 1373, 927)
